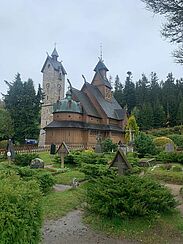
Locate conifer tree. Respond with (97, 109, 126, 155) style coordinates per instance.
(4, 74, 42, 143)
(123, 71, 136, 114)
(113, 75, 124, 107)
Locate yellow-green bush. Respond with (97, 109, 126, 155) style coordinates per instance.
(0, 174, 43, 244)
(153, 137, 175, 151)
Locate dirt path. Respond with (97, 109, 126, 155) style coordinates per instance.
(42, 210, 137, 244)
(164, 183, 183, 215)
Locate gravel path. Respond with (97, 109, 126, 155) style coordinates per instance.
(42, 210, 137, 244)
(164, 183, 183, 214)
(53, 184, 72, 192)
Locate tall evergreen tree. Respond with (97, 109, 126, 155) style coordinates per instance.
(162, 73, 177, 126)
(4, 74, 42, 143)
(136, 74, 150, 106)
(123, 71, 136, 114)
(113, 75, 124, 107)
(138, 102, 154, 130)
(153, 99, 166, 128)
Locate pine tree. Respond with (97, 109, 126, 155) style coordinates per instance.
(177, 98, 183, 125)
(123, 71, 136, 114)
(0, 108, 14, 140)
(141, 0, 183, 63)
(153, 100, 166, 128)
(138, 102, 154, 130)
(113, 75, 124, 107)
(162, 73, 177, 126)
(4, 74, 41, 143)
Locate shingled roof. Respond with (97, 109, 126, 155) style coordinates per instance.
(71, 88, 100, 118)
(83, 82, 126, 120)
(41, 55, 67, 74)
(44, 120, 124, 132)
(93, 60, 112, 89)
(94, 59, 109, 72)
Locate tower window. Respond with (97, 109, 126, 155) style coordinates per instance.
(48, 64, 50, 69)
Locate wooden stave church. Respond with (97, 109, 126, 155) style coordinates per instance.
(42, 49, 127, 148)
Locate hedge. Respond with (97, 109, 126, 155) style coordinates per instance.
(0, 174, 43, 244)
(86, 175, 176, 219)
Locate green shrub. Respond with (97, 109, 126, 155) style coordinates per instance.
(0, 174, 43, 244)
(36, 172, 55, 194)
(168, 134, 183, 147)
(147, 169, 183, 184)
(14, 153, 39, 166)
(148, 126, 183, 137)
(79, 163, 114, 179)
(86, 175, 176, 219)
(157, 151, 183, 164)
(172, 165, 182, 172)
(0, 140, 8, 148)
(0, 165, 55, 194)
(135, 132, 157, 157)
(101, 138, 118, 153)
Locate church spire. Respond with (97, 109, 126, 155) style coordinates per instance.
(51, 47, 59, 61)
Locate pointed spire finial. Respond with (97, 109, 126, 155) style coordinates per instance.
(54, 42, 57, 48)
(100, 43, 103, 60)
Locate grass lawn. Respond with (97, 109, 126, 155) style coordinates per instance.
(84, 211, 183, 243)
(43, 183, 87, 220)
(54, 170, 85, 185)
(38, 151, 54, 165)
(147, 167, 183, 184)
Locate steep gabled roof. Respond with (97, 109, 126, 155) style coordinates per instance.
(41, 55, 67, 74)
(94, 59, 109, 72)
(51, 48, 59, 58)
(71, 88, 100, 118)
(83, 82, 126, 120)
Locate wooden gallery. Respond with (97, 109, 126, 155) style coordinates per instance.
(41, 49, 127, 148)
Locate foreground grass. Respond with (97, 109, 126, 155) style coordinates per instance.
(147, 168, 183, 184)
(54, 170, 85, 185)
(43, 184, 87, 220)
(84, 211, 183, 244)
(38, 151, 54, 165)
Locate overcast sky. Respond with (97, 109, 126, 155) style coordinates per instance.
(0, 0, 182, 98)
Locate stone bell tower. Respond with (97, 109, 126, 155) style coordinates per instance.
(39, 48, 67, 147)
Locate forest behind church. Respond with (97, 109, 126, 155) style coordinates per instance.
(113, 71, 183, 130)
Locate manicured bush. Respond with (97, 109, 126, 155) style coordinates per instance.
(79, 163, 114, 179)
(135, 132, 157, 157)
(36, 172, 55, 194)
(86, 175, 176, 219)
(153, 136, 175, 151)
(0, 174, 43, 244)
(14, 153, 39, 166)
(101, 138, 118, 153)
(157, 151, 183, 164)
(0, 165, 55, 194)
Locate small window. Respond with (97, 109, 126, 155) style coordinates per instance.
(68, 115, 71, 118)
(48, 64, 50, 69)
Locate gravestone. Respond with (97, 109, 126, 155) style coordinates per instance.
(95, 133, 102, 153)
(165, 143, 174, 152)
(30, 158, 44, 169)
(50, 143, 56, 155)
(110, 149, 132, 175)
(57, 142, 69, 168)
(7, 139, 15, 161)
